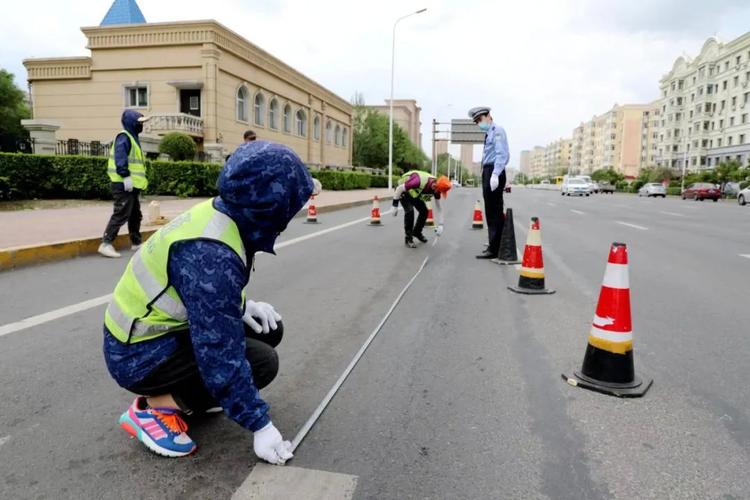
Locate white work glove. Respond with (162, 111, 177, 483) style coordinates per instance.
(253, 422, 293, 465)
(490, 174, 499, 192)
(243, 300, 282, 334)
(434, 224, 444, 236)
(392, 206, 398, 217)
(123, 176, 134, 192)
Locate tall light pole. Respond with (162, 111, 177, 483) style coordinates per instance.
(388, 8, 427, 191)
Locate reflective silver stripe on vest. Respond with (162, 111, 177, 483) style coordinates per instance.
(107, 168, 145, 177)
(202, 211, 247, 266)
(106, 298, 133, 336)
(131, 253, 188, 322)
(107, 296, 176, 338)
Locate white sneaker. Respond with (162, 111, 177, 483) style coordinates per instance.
(131, 244, 142, 251)
(98, 243, 121, 258)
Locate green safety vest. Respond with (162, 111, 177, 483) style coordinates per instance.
(400, 170, 435, 201)
(107, 130, 148, 190)
(104, 200, 247, 344)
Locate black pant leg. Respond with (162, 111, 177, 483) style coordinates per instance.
(103, 185, 135, 244)
(401, 196, 415, 238)
(127, 190, 143, 245)
(412, 199, 428, 236)
(483, 167, 506, 255)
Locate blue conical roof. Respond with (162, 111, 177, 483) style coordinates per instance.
(100, 0, 146, 26)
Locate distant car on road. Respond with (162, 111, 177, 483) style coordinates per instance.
(682, 182, 721, 202)
(540, 179, 550, 185)
(590, 182, 600, 193)
(562, 177, 591, 196)
(723, 182, 740, 196)
(738, 185, 750, 206)
(598, 181, 615, 194)
(638, 183, 666, 198)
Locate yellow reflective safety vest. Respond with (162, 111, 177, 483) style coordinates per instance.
(104, 200, 247, 343)
(107, 130, 148, 190)
(400, 170, 435, 201)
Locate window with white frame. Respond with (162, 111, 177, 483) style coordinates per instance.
(326, 120, 333, 144)
(254, 93, 265, 126)
(296, 109, 307, 137)
(126, 86, 148, 107)
(269, 99, 279, 129)
(335, 125, 341, 146)
(313, 115, 321, 141)
(237, 86, 249, 122)
(283, 104, 292, 133)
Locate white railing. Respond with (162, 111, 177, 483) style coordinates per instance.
(145, 113, 203, 136)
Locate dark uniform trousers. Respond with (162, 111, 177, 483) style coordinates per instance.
(482, 166, 507, 255)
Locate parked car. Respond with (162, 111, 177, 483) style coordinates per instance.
(598, 181, 615, 194)
(738, 185, 750, 206)
(577, 175, 596, 192)
(638, 183, 667, 198)
(682, 182, 721, 201)
(540, 179, 550, 185)
(561, 177, 591, 196)
(723, 182, 740, 196)
(590, 182, 600, 193)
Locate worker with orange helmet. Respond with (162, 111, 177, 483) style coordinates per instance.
(392, 170, 452, 248)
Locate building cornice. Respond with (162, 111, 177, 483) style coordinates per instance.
(23, 56, 92, 81)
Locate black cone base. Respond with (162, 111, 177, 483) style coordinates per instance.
(492, 258, 521, 266)
(562, 344, 652, 397)
(562, 371, 652, 398)
(304, 220, 320, 224)
(508, 285, 555, 295)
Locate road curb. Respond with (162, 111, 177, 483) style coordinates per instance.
(0, 195, 392, 272)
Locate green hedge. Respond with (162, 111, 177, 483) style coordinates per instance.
(666, 187, 682, 196)
(0, 153, 390, 200)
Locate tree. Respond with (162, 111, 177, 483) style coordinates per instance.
(591, 168, 624, 184)
(158, 132, 197, 161)
(0, 69, 30, 139)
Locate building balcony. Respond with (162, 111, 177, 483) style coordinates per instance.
(144, 113, 203, 138)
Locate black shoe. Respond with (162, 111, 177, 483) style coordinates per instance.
(405, 237, 417, 248)
(413, 233, 428, 243)
(476, 250, 497, 259)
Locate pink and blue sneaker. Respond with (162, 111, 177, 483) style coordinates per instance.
(118, 397, 197, 458)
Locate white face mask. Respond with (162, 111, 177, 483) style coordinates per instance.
(478, 121, 490, 131)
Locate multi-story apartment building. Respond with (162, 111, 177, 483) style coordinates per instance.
(519, 149, 531, 175)
(529, 146, 546, 178)
(657, 34, 750, 171)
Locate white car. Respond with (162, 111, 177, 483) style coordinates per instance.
(577, 175, 596, 192)
(561, 177, 591, 196)
(738, 185, 750, 206)
(638, 183, 667, 198)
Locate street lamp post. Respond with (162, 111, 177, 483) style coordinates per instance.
(388, 8, 427, 191)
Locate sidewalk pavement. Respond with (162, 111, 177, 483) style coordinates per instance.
(0, 188, 391, 270)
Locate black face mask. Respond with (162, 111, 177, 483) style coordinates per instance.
(135, 122, 143, 134)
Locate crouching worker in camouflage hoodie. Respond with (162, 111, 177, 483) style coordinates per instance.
(102, 141, 313, 464)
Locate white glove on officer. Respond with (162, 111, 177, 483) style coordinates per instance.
(123, 176, 134, 192)
(243, 300, 282, 334)
(434, 224, 444, 236)
(490, 174, 499, 192)
(392, 206, 398, 217)
(253, 422, 293, 465)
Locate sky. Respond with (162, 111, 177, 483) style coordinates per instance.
(4, 0, 750, 167)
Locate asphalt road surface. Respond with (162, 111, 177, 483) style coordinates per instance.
(1, 188, 748, 499)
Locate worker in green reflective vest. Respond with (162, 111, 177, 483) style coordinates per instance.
(392, 170, 452, 247)
(98, 109, 151, 258)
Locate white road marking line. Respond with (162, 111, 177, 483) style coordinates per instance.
(0, 211, 390, 338)
(740, 254, 750, 259)
(616, 221, 649, 231)
(546, 202, 557, 207)
(659, 211, 685, 217)
(0, 436, 10, 450)
(570, 209, 585, 215)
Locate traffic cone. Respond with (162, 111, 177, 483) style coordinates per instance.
(304, 196, 319, 224)
(368, 196, 382, 226)
(507, 217, 555, 295)
(425, 201, 435, 227)
(472, 200, 483, 229)
(492, 208, 520, 265)
(562, 242, 652, 397)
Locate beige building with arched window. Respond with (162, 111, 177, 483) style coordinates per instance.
(23, 19, 353, 166)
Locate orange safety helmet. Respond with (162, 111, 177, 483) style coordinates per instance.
(435, 175, 453, 197)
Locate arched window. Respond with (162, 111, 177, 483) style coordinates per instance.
(326, 121, 333, 144)
(269, 98, 279, 129)
(283, 103, 292, 133)
(254, 92, 265, 126)
(342, 127, 348, 147)
(335, 124, 341, 146)
(296, 109, 307, 137)
(313, 115, 321, 141)
(236, 86, 248, 122)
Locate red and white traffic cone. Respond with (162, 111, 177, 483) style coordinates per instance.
(562, 242, 652, 397)
(508, 217, 554, 295)
(304, 196, 319, 224)
(472, 200, 483, 229)
(425, 201, 435, 227)
(369, 196, 382, 226)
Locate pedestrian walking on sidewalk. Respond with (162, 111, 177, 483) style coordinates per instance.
(392, 170, 452, 248)
(103, 141, 312, 464)
(469, 106, 509, 259)
(98, 109, 150, 258)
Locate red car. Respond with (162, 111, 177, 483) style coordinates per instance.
(682, 182, 721, 202)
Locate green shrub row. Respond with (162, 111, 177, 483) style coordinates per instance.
(666, 187, 682, 196)
(0, 153, 391, 200)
